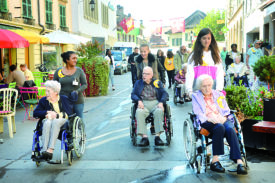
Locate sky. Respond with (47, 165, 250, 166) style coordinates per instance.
(113, 0, 227, 23)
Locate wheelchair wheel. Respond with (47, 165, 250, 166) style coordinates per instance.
(67, 150, 73, 166)
(34, 151, 41, 167)
(130, 104, 138, 146)
(165, 105, 173, 145)
(72, 116, 86, 158)
(183, 118, 196, 164)
(173, 87, 177, 105)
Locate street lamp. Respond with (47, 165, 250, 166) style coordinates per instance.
(89, 0, 96, 11)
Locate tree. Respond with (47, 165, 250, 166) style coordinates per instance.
(194, 9, 226, 41)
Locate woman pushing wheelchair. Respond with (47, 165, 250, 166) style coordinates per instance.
(33, 80, 77, 161)
(192, 74, 247, 174)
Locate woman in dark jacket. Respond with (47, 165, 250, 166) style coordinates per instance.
(157, 49, 166, 69)
(225, 44, 243, 71)
(135, 44, 166, 84)
(33, 80, 77, 161)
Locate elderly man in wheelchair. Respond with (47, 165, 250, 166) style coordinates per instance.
(190, 74, 247, 174)
(32, 80, 85, 165)
(131, 66, 170, 147)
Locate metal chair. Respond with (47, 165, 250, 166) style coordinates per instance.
(8, 82, 24, 108)
(0, 88, 18, 138)
(19, 87, 39, 121)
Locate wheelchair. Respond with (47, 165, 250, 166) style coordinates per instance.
(173, 82, 187, 105)
(130, 102, 173, 146)
(182, 111, 248, 173)
(31, 114, 86, 166)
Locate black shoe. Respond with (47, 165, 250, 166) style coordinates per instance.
(139, 137, 149, 147)
(36, 151, 53, 161)
(210, 161, 225, 173)
(237, 164, 247, 175)
(168, 86, 171, 89)
(155, 136, 165, 146)
(150, 126, 155, 135)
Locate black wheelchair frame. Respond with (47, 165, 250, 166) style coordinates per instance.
(182, 111, 248, 173)
(173, 82, 187, 105)
(31, 114, 86, 166)
(130, 102, 173, 146)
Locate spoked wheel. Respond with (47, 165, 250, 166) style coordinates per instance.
(130, 120, 137, 146)
(34, 151, 41, 167)
(173, 88, 177, 105)
(73, 117, 86, 158)
(67, 151, 73, 166)
(183, 118, 196, 164)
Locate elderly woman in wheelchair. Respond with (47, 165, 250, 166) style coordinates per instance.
(33, 80, 78, 162)
(191, 74, 247, 174)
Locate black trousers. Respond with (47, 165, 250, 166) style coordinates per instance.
(201, 120, 241, 160)
(131, 65, 137, 87)
(167, 70, 175, 87)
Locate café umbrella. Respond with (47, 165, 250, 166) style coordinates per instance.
(0, 29, 29, 48)
(10, 29, 49, 44)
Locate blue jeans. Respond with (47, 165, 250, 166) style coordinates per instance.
(201, 120, 241, 160)
(109, 65, 114, 86)
(73, 103, 84, 119)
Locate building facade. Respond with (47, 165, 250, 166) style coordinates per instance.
(71, 0, 117, 49)
(226, 0, 275, 55)
(0, 0, 73, 73)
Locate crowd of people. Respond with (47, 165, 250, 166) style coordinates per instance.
(3, 27, 269, 175)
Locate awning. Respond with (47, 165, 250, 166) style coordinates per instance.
(44, 30, 81, 44)
(0, 29, 29, 48)
(70, 34, 91, 44)
(10, 30, 49, 44)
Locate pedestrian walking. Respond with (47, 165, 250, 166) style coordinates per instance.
(186, 28, 224, 98)
(246, 40, 264, 90)
(225, 44, 243, 71)
(135, 44, 166, 84)
(157, 49, 166, 69)
(105, 49, 115, 90)
(53, 51, 87, 119)
(220, 47, 227, 69)
(174, 45, 189, 72)
(128, 47, 139, 87)
(164, 50, 175, 89)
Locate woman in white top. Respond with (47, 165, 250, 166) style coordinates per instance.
(105, 49, 115, 90)
(186, 28, 224, 97)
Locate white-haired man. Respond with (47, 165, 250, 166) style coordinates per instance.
(131, 66, 168, 146)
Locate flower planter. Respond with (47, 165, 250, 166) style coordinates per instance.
(241, 119, 275, 150)
(241, 119, 265, 149)
(263, 98, 275, 121)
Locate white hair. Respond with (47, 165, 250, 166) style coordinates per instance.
(45, 80, 61, 94)
(196, 74, 213, 89)
(235, 55, 241, 60)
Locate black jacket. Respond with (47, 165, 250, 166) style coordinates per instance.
(135, 53, 166, 84)
(128, 52, 139, 64)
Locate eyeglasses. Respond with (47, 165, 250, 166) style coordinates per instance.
(256, 43, 262, 45)
(142, 73, 150, 75)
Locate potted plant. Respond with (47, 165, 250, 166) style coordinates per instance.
(253, 55, 275, 121)
(76, 41, 109, 96)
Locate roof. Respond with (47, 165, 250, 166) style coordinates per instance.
(260, 0, 275, 10)
(165, 10, 206, 34)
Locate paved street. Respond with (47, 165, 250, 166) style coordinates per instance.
(1, 72, 275, 183)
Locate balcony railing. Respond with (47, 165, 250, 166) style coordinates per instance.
(0, 12, 12, 21)
(60, 26, 69, 32)
(46, 23, 56, 30)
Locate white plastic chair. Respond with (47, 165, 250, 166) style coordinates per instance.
(0, 88, 18, 138)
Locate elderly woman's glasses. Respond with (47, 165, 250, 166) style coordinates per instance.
(142, 73, 150, 75)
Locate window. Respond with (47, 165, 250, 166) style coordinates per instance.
(101, 3, 109, 28)
(84, 0, 98, 23)
(185, 33, 188, 41)
(0, 0, 8, 12)
(172, 39, 175, 46)
(22, 0, 32, 19)
(59, 5, 66, 27)
(45, 0, 53, 24)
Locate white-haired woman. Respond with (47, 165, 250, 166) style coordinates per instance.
(192, 74, 247, 175)
(33, 80, 77, 161)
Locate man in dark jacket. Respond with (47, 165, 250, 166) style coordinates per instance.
(131, 66, 168, 146)
(128, 47, 139, 87)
